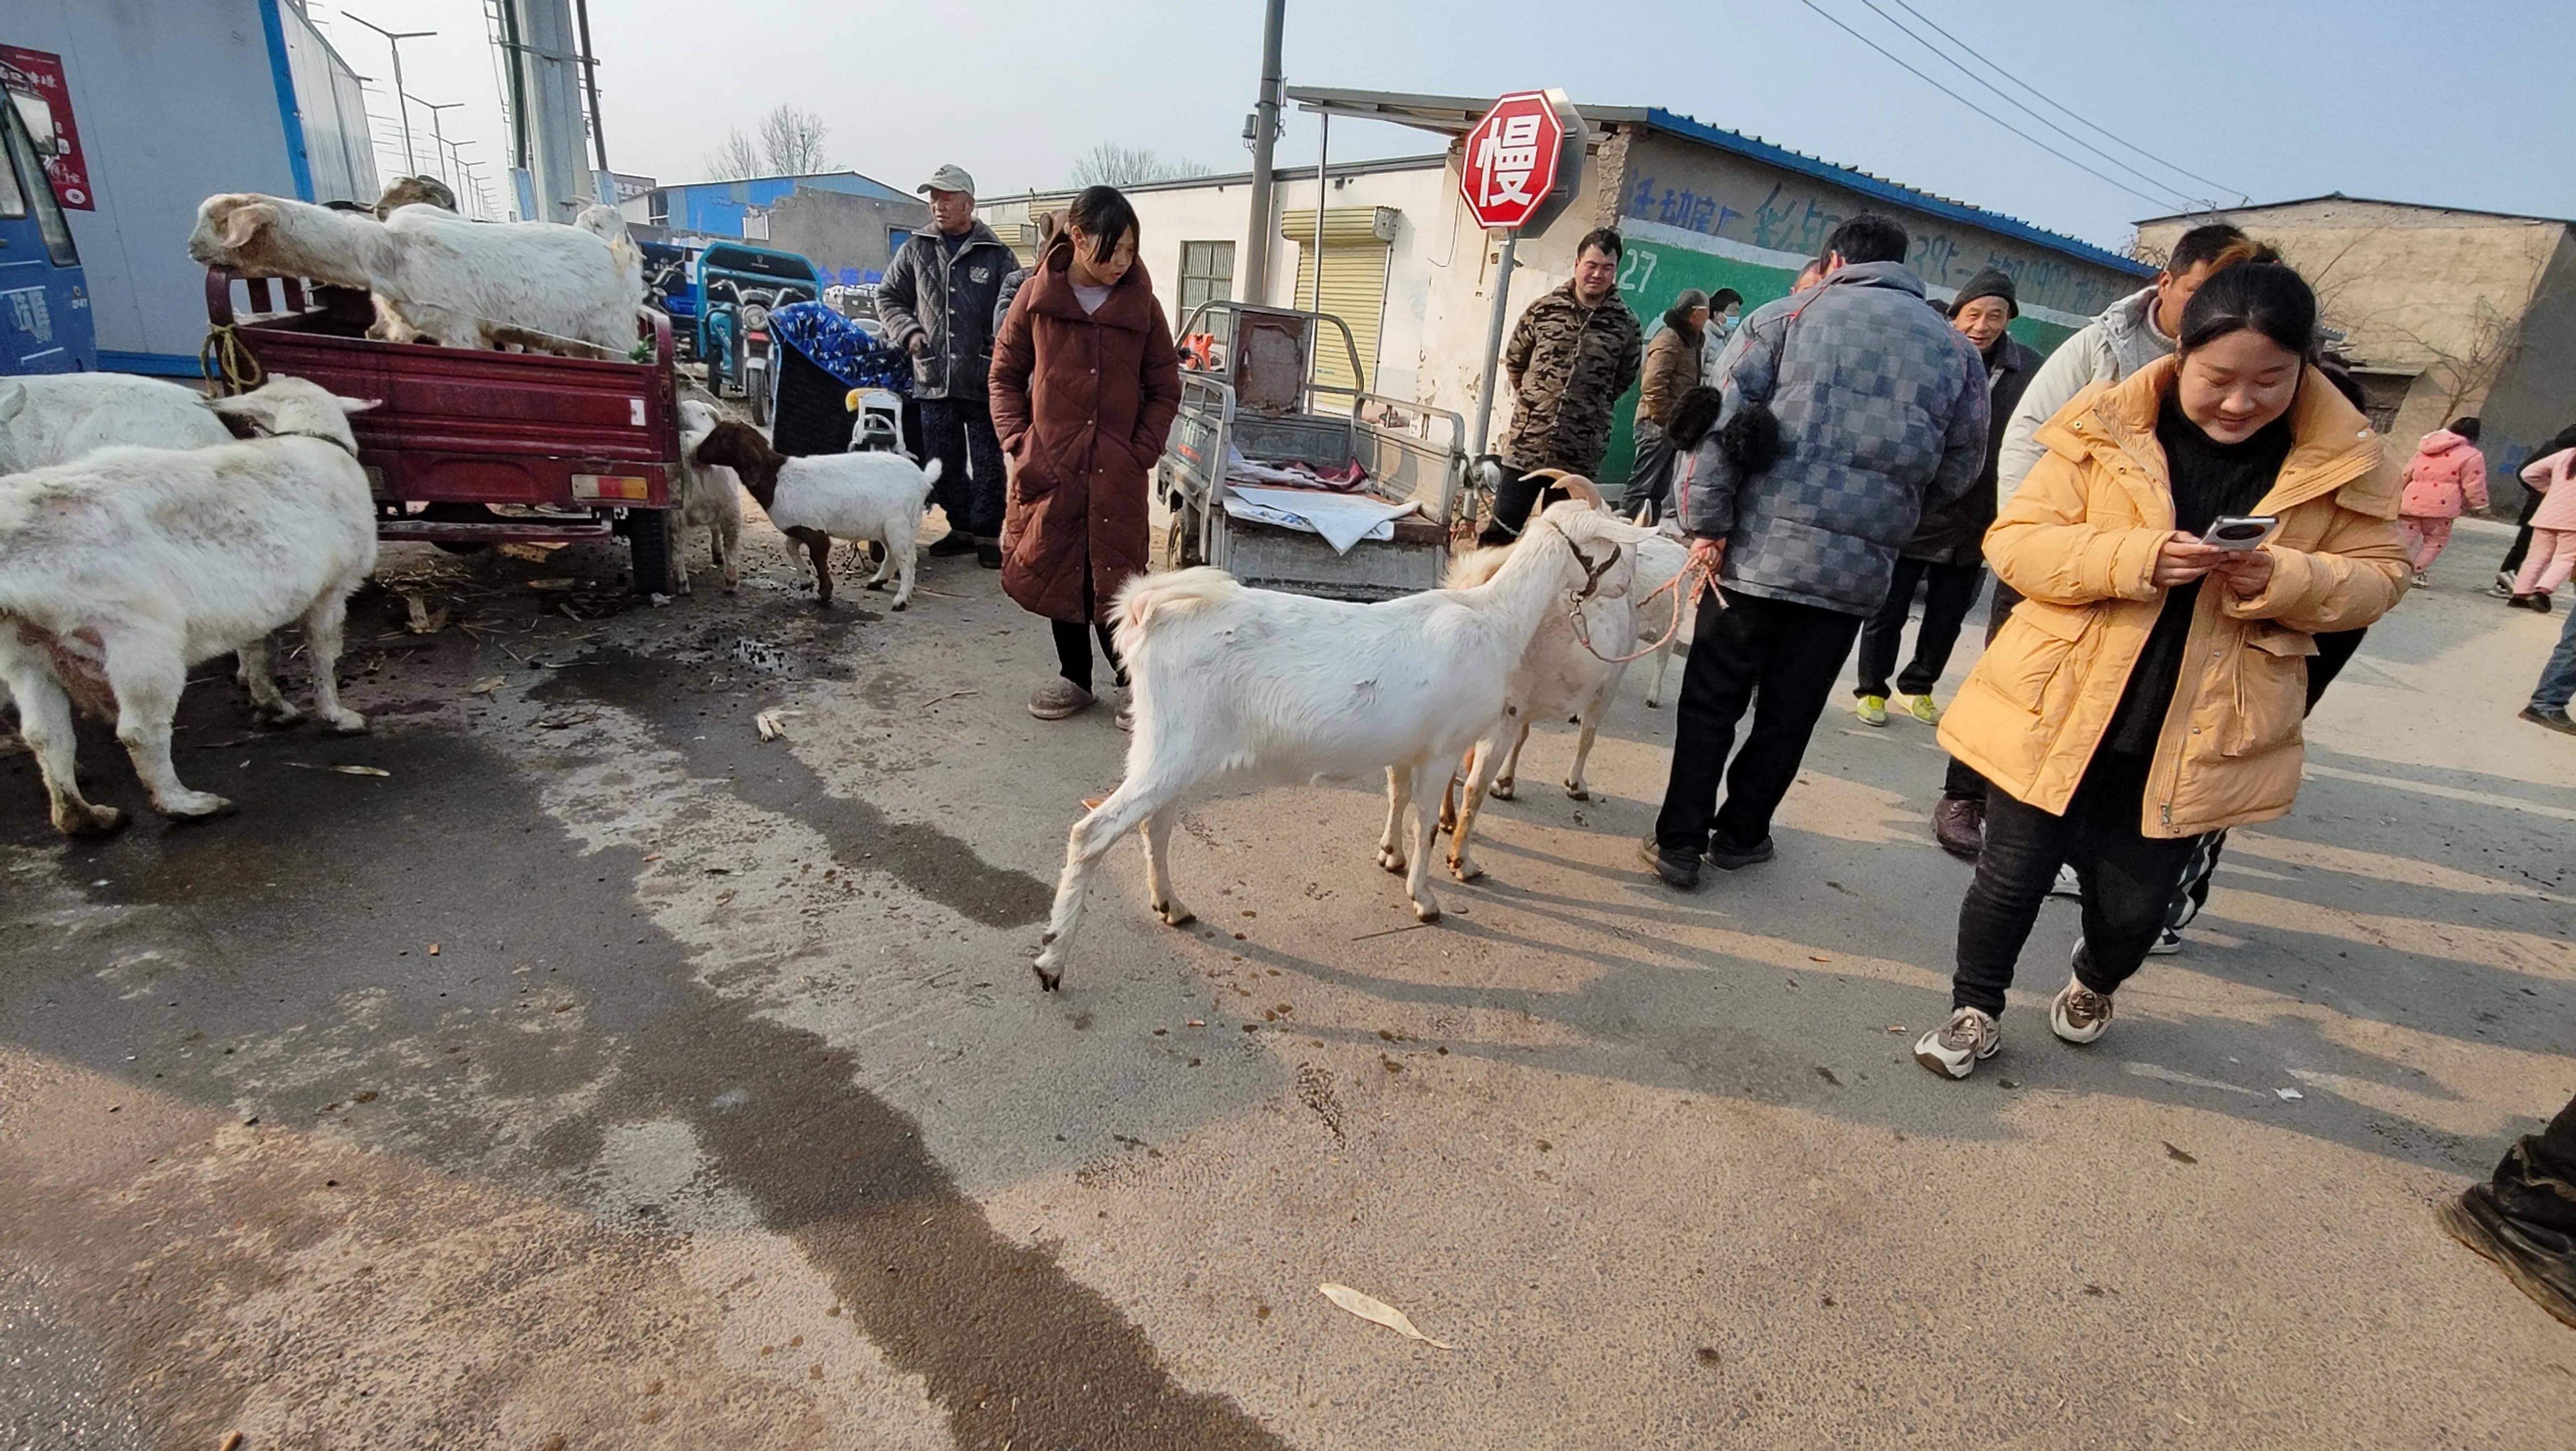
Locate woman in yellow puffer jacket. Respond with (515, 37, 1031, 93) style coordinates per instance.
(1917, 263, 2407, 1080)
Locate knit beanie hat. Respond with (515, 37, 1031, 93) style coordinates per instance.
(1949, 268, 2019, 319)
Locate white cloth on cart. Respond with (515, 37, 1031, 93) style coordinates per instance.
(1222, 485, 1425, 555)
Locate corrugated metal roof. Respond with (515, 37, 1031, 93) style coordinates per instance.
(2134, 192, 2576, 229)
(1285, 86, 2152, 277)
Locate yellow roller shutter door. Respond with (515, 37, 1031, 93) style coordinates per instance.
(1282, 207, 1397, 396)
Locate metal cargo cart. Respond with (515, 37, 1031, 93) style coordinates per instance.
(1160, 303, 1472, 601)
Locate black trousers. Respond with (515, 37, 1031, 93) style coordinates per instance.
(1940, 579, 2023, 801)
(1950, 750, 2196, 1018)
(1854, 557, 1985, 699)
(920, 397, 1005, 541)
(2501, 486, 2547, 575)
(1480, 465, 1600, 546)
(1653, 587, 1862, 853)
(1048, 566, 1123, 695)
(2489, 1092, 2576, 1236)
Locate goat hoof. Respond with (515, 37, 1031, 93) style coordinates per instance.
(1491, 780, 1516, 801)
(253, 703, 303, 728)
(889, 600, 907, 612)
(1449, 858, 1483, 883)
(1155, 902, 1195, 928)
(55, 803, 127, 838)
(1375, 847, 1406, 875)
(162, 792, 236, 822)
(1413, 903, 1443, 924)
(325, 709, 368, 735)
(1032, 961, 1062, 992)
(1565, 784, 1591, 802)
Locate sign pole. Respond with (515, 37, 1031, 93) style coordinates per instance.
(1469, 231, 1518, 457)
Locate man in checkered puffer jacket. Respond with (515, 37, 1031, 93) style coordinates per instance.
(1642, 214, 1989, 891)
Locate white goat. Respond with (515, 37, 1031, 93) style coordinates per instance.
(187, 192, 642, 356)
(689, 420, 940, 609)
(1633, 529, 1694, 708)
(1029, 499, 1650, 990)
(672, 400, 744, 595)
(0, 377, 381, 836)
(0, 373, 233, 473)
(1434, 532, 1637, 883)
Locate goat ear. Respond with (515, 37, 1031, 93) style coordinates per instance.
(218, 201, 276, 252)
(207, 391, 275, 426)
(334, 396, 386, 415)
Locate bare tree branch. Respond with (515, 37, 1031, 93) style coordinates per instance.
(758, 105, 833, 176)
(705, 128, 762, 181)
(1069, 144, 1211, 188)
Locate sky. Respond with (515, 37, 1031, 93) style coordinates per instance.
(304, 0, 2575, 250)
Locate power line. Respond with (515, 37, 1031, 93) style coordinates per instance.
(1798, 0, 2181, 212)
(1883, 0, 2244, 205)
(1850, 0, 2199, 211)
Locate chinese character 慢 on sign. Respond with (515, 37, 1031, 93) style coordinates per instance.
(1476, 114, 1542, 208)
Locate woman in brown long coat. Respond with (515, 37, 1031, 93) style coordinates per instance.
(989, 185, 1182, 725)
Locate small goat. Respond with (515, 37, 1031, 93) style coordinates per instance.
(689, 420, 940, 609)
(672, 400, 744, 595)
(1029, 498, 1650, 990)
(0, 373, 234, 473)
(0, 378, 381, 836)
(187, 192, 642, 356)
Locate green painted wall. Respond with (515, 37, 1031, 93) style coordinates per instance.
(1592, 236, 2078, 483)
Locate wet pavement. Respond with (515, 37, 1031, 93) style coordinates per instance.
(4, 517, 2573, 1449)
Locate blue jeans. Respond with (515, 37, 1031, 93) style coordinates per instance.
(2533, 599, 2576, 713)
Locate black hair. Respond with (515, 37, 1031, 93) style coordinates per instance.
(2176, 261, 2318, 359)
(1576, 227, 1624, 262)
(1066, 185, 1139, 266)
(1710, 288, 1743, 311)
(2448, 415, 2483, 442)
(1825, 214, 1909, 266)
(2168, 222, 2254, 275)
(1667, 386, 1727, 452)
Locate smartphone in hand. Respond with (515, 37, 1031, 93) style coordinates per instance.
(2201, 515, 2281, 551)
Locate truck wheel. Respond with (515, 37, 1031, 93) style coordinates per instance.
(627, 508, 678, 596)
(1166, 501, 1206, 568)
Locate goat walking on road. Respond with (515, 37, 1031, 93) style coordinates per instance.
(689, 420, 941, 609)
(0, 378, 381, 836)
(1030, 499, 1651, 990)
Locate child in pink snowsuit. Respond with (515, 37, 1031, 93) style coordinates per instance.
(2513, 443, 2576, 608)
(2398, 417, 2488, 581)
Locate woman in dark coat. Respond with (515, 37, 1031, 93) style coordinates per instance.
(988, 186, 1182, 725)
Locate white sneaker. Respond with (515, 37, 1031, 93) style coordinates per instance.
(2048, 864, 2082, 899)
(2147, 926, 2183, 956)
(1915, 1006, 2000, 1079)
(2049, 957, 2115, 1045)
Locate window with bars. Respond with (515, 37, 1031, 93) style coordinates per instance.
(1178, 240, 1236, 317)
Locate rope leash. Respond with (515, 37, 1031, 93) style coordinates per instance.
(1567, 556, 1715, 665)
(200, 324, 265, 396)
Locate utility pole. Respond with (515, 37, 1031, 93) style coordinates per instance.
(1238, 0, 1285, 307)
(347, 14, 434, 178)
(409, 97, 464, 188)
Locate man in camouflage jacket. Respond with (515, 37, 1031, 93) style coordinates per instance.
(1484, 229, 1642, 541)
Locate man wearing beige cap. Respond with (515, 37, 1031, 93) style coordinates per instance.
(878, 163, 1016, 566)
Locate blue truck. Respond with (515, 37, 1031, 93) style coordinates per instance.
(0, 88, 93, 373)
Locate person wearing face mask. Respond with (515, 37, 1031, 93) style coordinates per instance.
(1854, 269, 2042, 729)
(1482, 228, 1643, 544)
(1916, 263, 2407, 1079)
(988, 185, 1181, 728)
(1699, 288, 1744, 385)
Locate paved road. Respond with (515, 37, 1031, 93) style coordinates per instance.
(5, 517, 2572, 1450)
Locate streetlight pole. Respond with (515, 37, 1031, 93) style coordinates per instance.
(409, 97, 464, 188)
(346, 14, 435, 178)
(1238, 0, 1285, 307)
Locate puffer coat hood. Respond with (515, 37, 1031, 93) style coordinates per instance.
(2399, 428, 2489, 519)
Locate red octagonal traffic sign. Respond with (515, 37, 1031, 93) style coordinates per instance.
(1460, 89, 1582, 233)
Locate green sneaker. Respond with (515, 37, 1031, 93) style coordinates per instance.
(1856, 694, 1889, 726)
(1899, 693, 1941, 725)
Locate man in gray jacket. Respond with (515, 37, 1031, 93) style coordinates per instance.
(877, 164, 1016, 567)
(1642, 214, 1988, 889)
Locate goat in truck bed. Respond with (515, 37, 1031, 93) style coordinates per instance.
(0, 378, 380, 836)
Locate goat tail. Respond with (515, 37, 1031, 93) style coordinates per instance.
(920, 458, 944, 485)
(1111, 567, 1240, 657)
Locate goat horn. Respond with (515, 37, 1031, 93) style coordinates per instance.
(1522, 469, 1606, 510)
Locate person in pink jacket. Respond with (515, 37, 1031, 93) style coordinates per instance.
(2398, 416, 2488, 586)
(2512, 443, 2576, 611)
